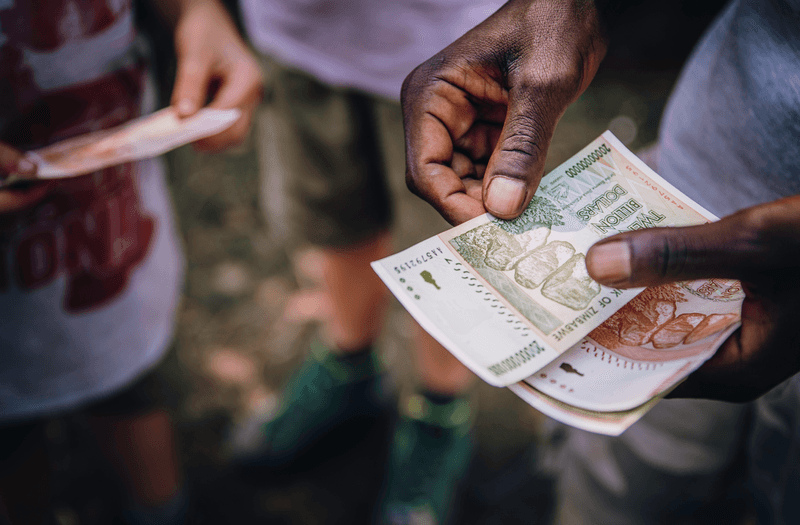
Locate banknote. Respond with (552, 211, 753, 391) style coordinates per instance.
(509, 380, 669, 437)
(372, 131, 743, 434)
(6, 107, 241, 186)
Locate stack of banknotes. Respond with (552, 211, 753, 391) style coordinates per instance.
(372, 132, 743, 435)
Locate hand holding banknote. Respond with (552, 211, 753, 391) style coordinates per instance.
(169, 0, 263, 152)
(587, 196, 800, 402)
(401, 0, 607, 224)
(374, 132, 746, 434)
(0, 141, 53, 213)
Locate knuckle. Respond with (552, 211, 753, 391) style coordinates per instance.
(501, 113, 545, 159)
(405, 164, 445, 205)
(512, 43, 584, 99)
(405, 168, 423, 196)
(741, 206, 774, 235)
(401, 64, 427, 101)
(523, 61, 583, 97)
(633, 230, 688, 280)
(401, 54, 447, 102)
(737, 205, 784, 250)
(659, 232, 690, 278)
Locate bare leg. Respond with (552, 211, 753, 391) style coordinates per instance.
(307, 231, 393, 353)
(89, 409, 181, 507)
(413, 324, 476, 396)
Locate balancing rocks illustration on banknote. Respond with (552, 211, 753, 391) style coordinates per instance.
(372, 132, 743, 435)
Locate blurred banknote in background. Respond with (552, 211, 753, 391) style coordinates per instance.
(5, 107, 240, 186)
(372, 132, 743, 435)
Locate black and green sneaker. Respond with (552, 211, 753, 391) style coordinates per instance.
(378, 394, 473, 525)
(228, 340, 390, 469)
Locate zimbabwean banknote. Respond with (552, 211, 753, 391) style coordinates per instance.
(372, 131, 743, 435)
(5, 107, 241, 186)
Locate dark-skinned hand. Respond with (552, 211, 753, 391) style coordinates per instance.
(586, 196, 800, 403)
(402, 0, 799, 404)
(402, 0, 608, 225)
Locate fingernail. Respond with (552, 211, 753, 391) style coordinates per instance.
(485, 177, 527, 217)
(16, 158, 35, 174)
(587, 241, 631, 284)
(177, 99, 195, 116)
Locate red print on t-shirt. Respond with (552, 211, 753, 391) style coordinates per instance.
(0, 0, 156, 313)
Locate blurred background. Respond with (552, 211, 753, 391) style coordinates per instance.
(42, 1, 730, 524)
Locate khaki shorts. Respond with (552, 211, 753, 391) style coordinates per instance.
(255, 58, 450, 249)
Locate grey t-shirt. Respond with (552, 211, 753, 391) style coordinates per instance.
(657, 0, 800, 217)
(239, 0, 505, 100)
(656, 1, 800, 522)
(0, 1, 184, 421)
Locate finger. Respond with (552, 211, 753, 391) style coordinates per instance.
(481, 83, 560, 220)
(0, 143, 36, 180)
(402, 66, 489, 225)
(670, 290, 795, 403)
(171, 51, 214, 117)
(404, 107, 485, 225)
(585, 196, 800, 288)
(401, 53, 508, 224)
(407, 154, 486, 225)
(194, 59, 263, 152)
(193, 106, 254, 152)
(205, 55, 263, 110)
(667, 334, 774, 403)
(454, 118, 505, 164)
(667, 327, 749, 401)
(463, 178, 483, 202)
(451, 152, 477, 179)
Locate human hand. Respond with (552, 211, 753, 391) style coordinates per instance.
(171, 0, 263, 152)
(0, 142, 52, 214)
(402, 0, 608, 225)
(585, 196, 800, 402)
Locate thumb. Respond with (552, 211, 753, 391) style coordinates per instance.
(171, 47, 213, 117)
(482, 86, 560, 220)
(585, 197, 800, 288)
